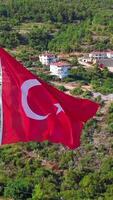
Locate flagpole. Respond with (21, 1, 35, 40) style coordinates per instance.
(0, 58, 3, 145)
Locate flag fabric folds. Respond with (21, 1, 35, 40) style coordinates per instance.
(0, 48, 99, 149)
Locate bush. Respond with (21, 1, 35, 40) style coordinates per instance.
(82, 91, 93, 99)
(106, 103, 113, 134)
(71, 87, 83, 96)
(4, 178, 33, 200)
(57, 85, 67, 91)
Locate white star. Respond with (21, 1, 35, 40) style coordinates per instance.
(54, 103, 64, 115)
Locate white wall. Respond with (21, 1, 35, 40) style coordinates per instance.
(107, 53, 113, 59)
(50, 65, 70, 78)
(89, 53, 107, 59)
(39, 55, 57, 65)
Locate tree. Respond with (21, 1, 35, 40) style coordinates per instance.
(57, 85, 67, 91)
(71, 87, 83, 96)
(0, 31, 21, 49)
(28, 27, 52, 51)
(70, 57, 78, 66)
(4, 178, 33, 200)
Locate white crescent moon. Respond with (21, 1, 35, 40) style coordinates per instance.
(21, 79, 50, 120)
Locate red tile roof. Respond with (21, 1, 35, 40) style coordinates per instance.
(90, 50, 113, 54)
(40, 52, 55, 57)
(50, 61, 70, 67)
(97, 59, 113, 67)
(107, 50, 113, 53)
(90, 51, 107, 54)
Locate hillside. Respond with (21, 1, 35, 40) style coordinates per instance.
(1, 0, 113, 52)
(0, 98, 113, 200)
(0, 0, 113, 200)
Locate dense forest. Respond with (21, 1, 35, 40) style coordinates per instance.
(0, 0, 113, 52)
(0, 0, 113, 200)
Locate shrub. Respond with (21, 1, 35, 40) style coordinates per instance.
(71, 87, 83, 96)
(58, 85, 67, 91)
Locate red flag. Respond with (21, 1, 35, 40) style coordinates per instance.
(0, 48, 99, 149)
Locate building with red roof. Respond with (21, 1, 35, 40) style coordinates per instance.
(97, 59, 113, 68)
(89, 50, 113, 60)
(89, 51, 108, 59)
(50, 61, 71, 79)
(39, 52, 57, 66)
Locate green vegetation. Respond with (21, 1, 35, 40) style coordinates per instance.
(106, 103, 113, 134)
(71, 87, 83, 96)
(0, 0, 113, 199)
(69, 66, 113, 94)
(82, 91, 93, 99)
(28, 27, 52, 51)
(1, 0, 113, 51)
(0, 142, 113, 200)
(57, 85, 67, 91)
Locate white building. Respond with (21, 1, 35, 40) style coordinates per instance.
(50, 61, 71, 79)
(89, 51, 108, 59)
(106, 51, 113, 59)
(39, 53, 57, 66)
(89, 51, 113, 60)
(81, 56, 92, 63)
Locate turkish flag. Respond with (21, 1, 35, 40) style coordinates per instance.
(0, 48, 99, 149)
